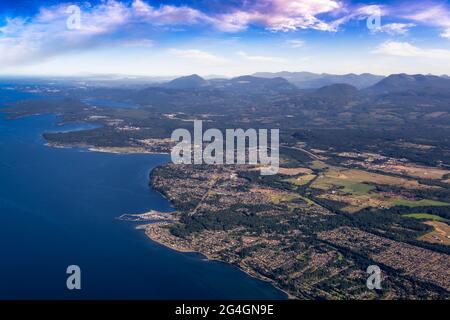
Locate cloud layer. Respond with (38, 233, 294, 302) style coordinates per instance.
(0, 0, 354, 66)
(0, 0, 449, 72)
(374, 40, 450, 59)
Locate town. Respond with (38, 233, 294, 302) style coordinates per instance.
(171, 120, 279, 175)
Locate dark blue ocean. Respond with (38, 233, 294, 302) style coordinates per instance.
(0, 88, 286, 299)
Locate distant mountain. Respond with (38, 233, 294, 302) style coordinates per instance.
(253, 71, 384, 89)
(157, 74, 297, 93)
(365, 74, 450, 95)
(226, 75, 297, 92)
(253, 71, 321, 83)
(133, 75, 297, 107)
(163, 74, 208, 89)
(315, 83, 359, 98)
(303, 83, 360, 107)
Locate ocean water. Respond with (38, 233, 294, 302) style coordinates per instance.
(0, 89, 286, 299)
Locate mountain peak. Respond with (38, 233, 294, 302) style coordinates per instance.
(366, 73, 450, 94)
(229, 75, 297, 92)
(315, 83, 359, 98)
(164, 74, 207, 89)
(251, 71, 383, 89)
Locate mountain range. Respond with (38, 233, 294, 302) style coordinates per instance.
(155, 74, 297, 92)
(151, 73, 450, 97)
(364, 74, 450, 95)
(252, 71, 385, 89)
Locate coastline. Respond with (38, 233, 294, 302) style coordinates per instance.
(45, 142, 169, 155)
(141, 222, 295, 300)
(44, 138, 293, 299)
(117, 210, 175, 222)
(88, 146, 169, 155)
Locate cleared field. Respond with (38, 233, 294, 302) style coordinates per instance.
(370, 164, 450, 180)
(317, 193, 387, 213)
(285, 174, 316, 186)
(309, 160, 329, 170)
(270, 192, 300, 205)
(250, 187, 300, 205)
(392, 199, 450, 207)
(308, 164, 449, 213)
(419, 221, 450, 246)
(403, 213, 448, 222)
(278, 167, 313, 176)
(319, 192, 450, 213)
(312, 168, 431, 190)
(340, 182, 375, 195)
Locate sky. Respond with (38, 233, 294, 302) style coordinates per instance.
(0, 0, 449, 77)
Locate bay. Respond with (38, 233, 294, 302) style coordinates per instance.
(0, 89, 286, 299)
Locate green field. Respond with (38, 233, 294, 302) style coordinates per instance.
(392, 199, 450, 207)
(270, 193, 300, 205)
(340, 182, 375, 195)
(285, 174, 316, 186)
(403, 213, 448, 222)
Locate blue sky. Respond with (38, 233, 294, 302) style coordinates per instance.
(1, 0, 449, 76)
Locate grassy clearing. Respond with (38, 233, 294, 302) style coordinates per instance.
(403, 213, 448, 222)
(309, 160, 329, 170)
(340, 182, 375, 195)
(312, 167, 432, 191)
(392, 199, 450, 207)
(419, 221, 450, 245)
(312, 175, 375, 195)
(270, 193, 300, 205)
(321, 192, 449, 213)
(278, 167, 313, 176)
(285, 174, 316, 186)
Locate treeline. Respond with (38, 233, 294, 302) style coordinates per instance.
(293, 127, 450, 166)
(169, 208, 292, 238)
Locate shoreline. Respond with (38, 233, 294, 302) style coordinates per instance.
(45, 137, 294, 299)
(141, 222, 296, 300)
(45, 142, 170, 155)
(117, 210, 175, 222)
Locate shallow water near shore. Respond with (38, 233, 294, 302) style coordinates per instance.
(0, 91, 286, 299)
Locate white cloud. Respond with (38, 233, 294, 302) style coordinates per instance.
(121, 39, 154, 47)
(169, 49, 229, 65)
(0, 0, 349, 68)
(0, 0, 220, 66)
(216, 0, 343, 32)
(3, 0, 450, 76)
(373, 41, 450, 59)
(398, 4, 450, 39)
(326, 4, 386, 31)
(237, 51, 287, 63)
(132, 0, 210, 25)
(441, 28, 450, 39)
(378, 23, 415, 35)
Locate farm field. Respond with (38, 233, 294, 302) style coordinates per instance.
(403, 213, 449, 222)
(419, 221, 450, 246)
